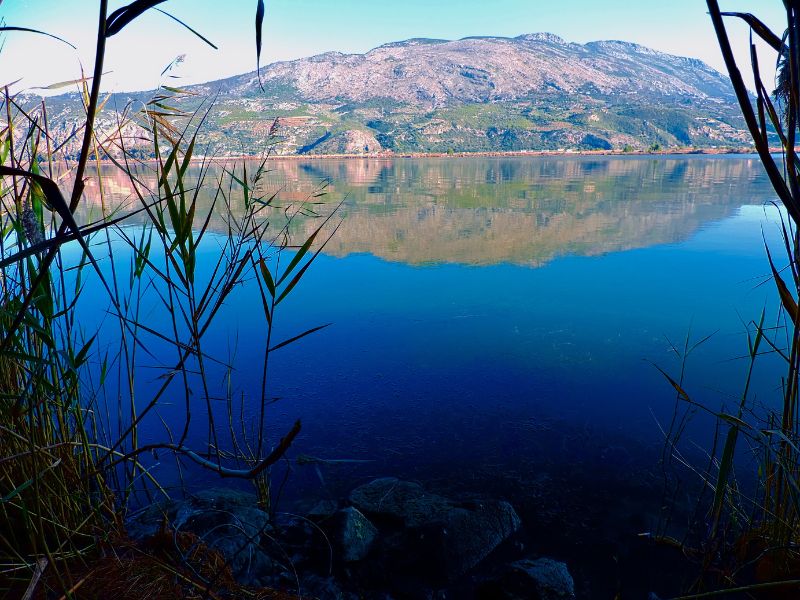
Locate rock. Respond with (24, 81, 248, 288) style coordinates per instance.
(335, 507, 378, 562)
(349, 477, 454, 527)
(350, 478, 521, 579)
(300, 574, 360, 600)
(191, 487, 260, 509)
(270, 513, 328, 571)
(129, 482, 523, 592)
(422, 500, 521, 577)
(128, 488, 263, 539)
(307, 499, 339, 522)
(127, 489, 274, 587)
(500, 558, 576, 600)
(126, 501, 178, 541)
(175, 506, 272, 585)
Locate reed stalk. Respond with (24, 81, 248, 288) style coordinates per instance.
(659, 4, 800, 596)
(0, 2, 332, 596)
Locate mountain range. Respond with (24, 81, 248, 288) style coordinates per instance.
(42, 33, 750, 156)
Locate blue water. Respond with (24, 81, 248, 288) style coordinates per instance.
(73, 156, 787, 501)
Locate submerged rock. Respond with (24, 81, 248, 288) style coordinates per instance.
(127, 489, 259, 538)
(480, 557, 576, 600)
(128, 481, 524, 594)
(307, 499, 339, 522)
(127, 489, 274, 587)
(349, 477, 453, 527)
(349, 478, 521, 579)
(335, 507, 378, 562)
(301, 574, 360, 600)
(414, 499, 522, 577)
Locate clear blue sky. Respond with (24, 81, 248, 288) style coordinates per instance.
(0, 1, 788, 93)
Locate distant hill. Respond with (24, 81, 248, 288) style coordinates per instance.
(40, 33, 750, 156)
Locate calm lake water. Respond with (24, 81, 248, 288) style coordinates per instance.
(76, 155, 784, 507)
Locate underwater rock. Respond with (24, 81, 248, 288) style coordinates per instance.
(307, 498, 340, 522)
(126, 502, 175, 541)
(413, 499, 522, 578)
(300, 574, 360, 600)
(270, 512, 333, 573)
(349, 478, 521, 579)
(127, 488, 263, 539)
(498, 557, 576, 600)
(128, 483, 524, 593)
(176, 505, 272, 586)
(349, 477, 454, 527)
(192, 488, 261, 509)
(127, 489, 274, 587)
(335, 507, 378, 562)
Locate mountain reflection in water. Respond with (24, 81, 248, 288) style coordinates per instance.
(78, 155, 772, 268)
(70, 155, 787, 508)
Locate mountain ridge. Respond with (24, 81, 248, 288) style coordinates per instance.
(39, 32, 750, 157)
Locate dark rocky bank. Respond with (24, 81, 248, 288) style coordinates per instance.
(128, 475, 685, 599)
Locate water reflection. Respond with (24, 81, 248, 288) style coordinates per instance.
(71, 156, 785, 537)
(78, 156, 773, 267)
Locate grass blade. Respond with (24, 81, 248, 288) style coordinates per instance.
(0, 26, 76, 49)
(154, 8, 218, 49)
(269, 323, 331, 353)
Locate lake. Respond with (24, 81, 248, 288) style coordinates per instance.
(74, 155, 785, 590)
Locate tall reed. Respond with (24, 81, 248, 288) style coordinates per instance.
(658, 3, 800, 597)
(0, 2, 333, 596)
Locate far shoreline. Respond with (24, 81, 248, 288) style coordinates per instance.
(88, 146, 767, 167)
(198, 146, 762, 162)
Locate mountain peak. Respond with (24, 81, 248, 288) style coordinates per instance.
(515, 32, 566, 44)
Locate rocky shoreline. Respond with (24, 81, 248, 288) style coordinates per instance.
(127, 476, 677, 599)
(86, 147, 763, 168)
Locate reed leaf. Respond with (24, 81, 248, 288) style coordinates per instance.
(719, 12, 786, 54)
(153, 8, 218, 49)
(269, 323, 331, 353)
(0, 26, 76, 49)
(765, 243, 799, 323)
(259, 258, 276, 298)
(105, 0, 168, 37)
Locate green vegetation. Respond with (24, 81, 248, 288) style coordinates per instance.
(0, 3, 332, 597)
(38, 81, 750, 157)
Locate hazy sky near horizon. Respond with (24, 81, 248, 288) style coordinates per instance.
(0, 1, 788, 94)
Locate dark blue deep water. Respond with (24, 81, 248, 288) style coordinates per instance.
(74, 155, 785, 516)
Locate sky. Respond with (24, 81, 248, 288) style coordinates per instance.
(0, 1, 789, 94)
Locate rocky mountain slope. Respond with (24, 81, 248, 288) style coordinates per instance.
(42, 33, 750, 155)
